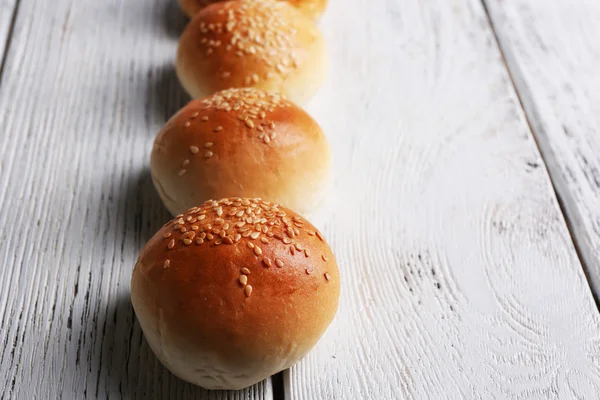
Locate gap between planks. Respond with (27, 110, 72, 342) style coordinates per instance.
(0, 0, 21, 88)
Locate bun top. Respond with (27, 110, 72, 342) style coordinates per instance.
(150, 88, 331, 217)
(176, 0, 327, 104)
(179, 0, 328, 19)
(131, 197, 340, 389)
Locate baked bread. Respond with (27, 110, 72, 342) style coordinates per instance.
(150, 88, 331, 217)
(131, 198, 340, 389)
(176, 0, 328, 104)
(179, 0, 327, 20)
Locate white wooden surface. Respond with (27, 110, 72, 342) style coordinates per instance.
(1, 0, 600, 399)
(0, 0, 272, 398)
(483, 0, 600, 301)
(291, 0, 600, 398)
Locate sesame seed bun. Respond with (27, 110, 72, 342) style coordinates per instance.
(150, 88, 331, 217)
(175, 0, 328, 105)
(179, 0, 328, 19)
(130, 198, 340, 390)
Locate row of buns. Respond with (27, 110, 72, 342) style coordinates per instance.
(131, 0, 340, 391)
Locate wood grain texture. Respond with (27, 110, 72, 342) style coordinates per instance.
(289, 0, 600, 398)
(0, 0, 272, 398)
(483, 0, 600, 301)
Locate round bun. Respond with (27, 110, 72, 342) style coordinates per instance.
(131, 198, 340, 390)
(176, 0, 328, 105)
(150, 88, 331, 217)
(179, 0, 328, 19)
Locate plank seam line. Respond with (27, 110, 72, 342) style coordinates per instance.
(0, 0, 22, 90)
(479, 0, 600, 311)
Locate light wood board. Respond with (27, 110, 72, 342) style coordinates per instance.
(484, 0, 600, 301)
(0, 0, 272, 398)
(288, 0, 600, 398)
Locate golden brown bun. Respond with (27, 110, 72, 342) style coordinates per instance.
(131, 198, 340, 390)
(176, 0, 328, 105)
(179, 0, 328, 19)
(150, 88, 331, 217)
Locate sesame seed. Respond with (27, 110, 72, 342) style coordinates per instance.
(190, 146, 199, 154)
(245, 285, 253, 297)
(186, 216, 192, 221)
(205, 142, 214, 148)
(245, 119, 255, 129)
(322, 255, 328, 261)
(168, 239, 175, 249)
(254, 246, 262, 256)
(163, 260, 170, 269)
(200, 232, 206, 239)
(184, 121, 191, 128)
(283, 238, 292, 244)
(191, 112, 199, 118)
(307, 231, 315, 236)
(219, 230, 227, 238)
(207, 233, 214, 240)
(316, 231, 324, 241)
(183, 238, 192, 245)
(214, 126, 223, 132)
(260, 237, 269, 244)
(205, 151, 214, 158)
(215, 239, 222, 245)
(216, 208, 223, 217)
(250, 231, 260, 240)
(305, 268, 312, 275)
(164, 233, 171, 238)
(178, 169, 187, 176)
(263, 135, 271, 144)
(241, 267, 251, 275)
(198, 215, 206, 220)
(275, 259, 284, 267)
(242, 230, 252, 238)
(191, 225, 199, 230)
(324, 273, 331, 281)
(239, 275, 248, 285)
(295, 243, 303, 251)
(195, 238, 204, 244)
(224, 236, 234, 244)
(263, 257, 272, 268)
(247, 242, 255, 249)
(290, 246, 295, 255)
(234, 234, 241, 242)
(201, 116, 209, 121)
(304, 249, 310, 257)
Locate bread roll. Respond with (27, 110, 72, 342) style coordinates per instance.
(131, 198, 340, 390)
(151, 88, 331, 217)
(176, 0, 328, 105)
(179, 0, 328, 19)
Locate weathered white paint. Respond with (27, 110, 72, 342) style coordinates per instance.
(288, 0, 600, 398)
(483, 0, 600, 301)
(0, 0, 272, 398)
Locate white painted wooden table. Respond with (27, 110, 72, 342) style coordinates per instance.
(1, 0, 600, 398)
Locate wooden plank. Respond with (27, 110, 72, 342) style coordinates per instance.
(0, 0, 272, 398)
(0, 0, 19, 72)
(289, 0, 600, 398)
(482, 0, 600, 300)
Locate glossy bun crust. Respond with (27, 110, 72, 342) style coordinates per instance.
(176, 0, 328, 104)
(131, 198, 340, 390)
(150, 88, 331, 217)
(179, 0, 327, 20)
